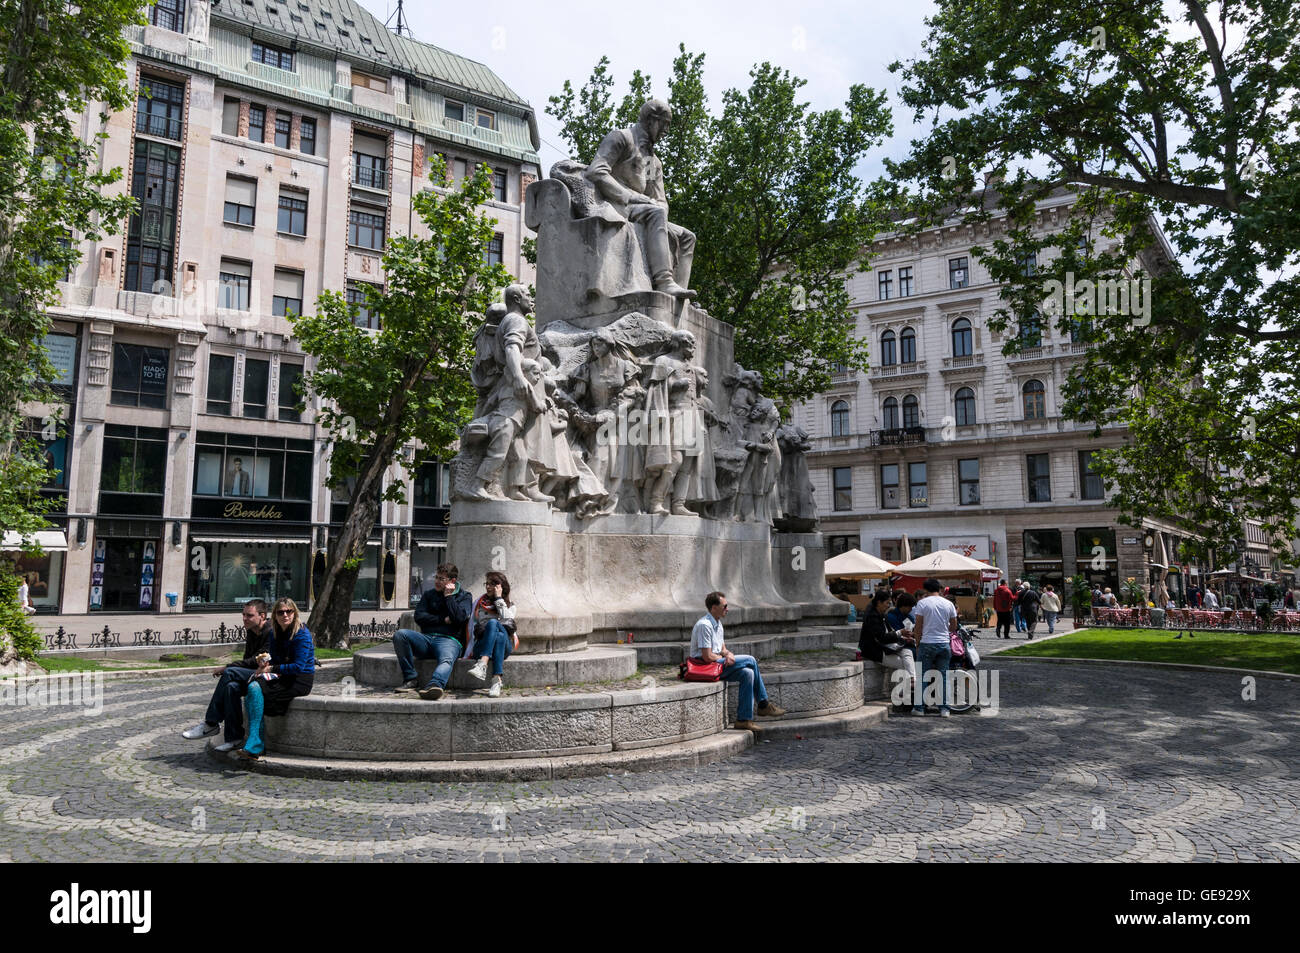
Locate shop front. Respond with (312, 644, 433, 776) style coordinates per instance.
(89, 520, 164, 612)
(3, 528, 67, 614)
(1074, 526, 1119, 595)
(1022, 528, 1065, 594)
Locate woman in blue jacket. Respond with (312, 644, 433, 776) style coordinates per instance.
(237, 597, 316, 761)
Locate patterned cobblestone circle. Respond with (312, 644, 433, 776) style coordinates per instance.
(1, 663, 1296, 861)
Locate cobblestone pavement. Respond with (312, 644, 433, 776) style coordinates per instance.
(1, 662, 1296, 861)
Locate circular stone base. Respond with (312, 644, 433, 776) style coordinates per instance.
(353, 643, 639, 690)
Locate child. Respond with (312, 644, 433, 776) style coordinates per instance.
(466, 571, 517, 697)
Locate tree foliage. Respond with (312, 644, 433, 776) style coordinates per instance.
(888, 0, 1300, 560)
(1, 0, 141, 541)
(292, 162, 510, 645)
(547, 46, 892, 408)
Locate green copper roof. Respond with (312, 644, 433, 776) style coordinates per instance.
(212, 0, 530, 108)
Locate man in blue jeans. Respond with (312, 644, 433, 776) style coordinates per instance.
(912, 578, 959, 716)
(689, 591, 785, 733)
(393, 563, 474, 700)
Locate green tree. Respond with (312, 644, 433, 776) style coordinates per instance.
(547, 47, 891, 408)
(292, 162, 510, 646)
(887, 0, 1300, 559)
(1, 0, 141, 661)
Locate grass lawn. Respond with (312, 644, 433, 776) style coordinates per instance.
(32, 653, 242, 674)
(1001, 627, 1300, 675)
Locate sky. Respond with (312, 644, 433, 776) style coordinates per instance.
(356, 0, 939, 179)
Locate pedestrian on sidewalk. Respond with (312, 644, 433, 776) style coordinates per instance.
(993, 580, 1015, 639)
(1040, 585, 1062, 634)
(1018, 582, 1041, 639)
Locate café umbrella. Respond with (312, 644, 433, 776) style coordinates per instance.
(894, 549, 1001, 577)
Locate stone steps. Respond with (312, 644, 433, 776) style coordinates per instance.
(353, 644, 639, 690)
(629, 627, 844, 665)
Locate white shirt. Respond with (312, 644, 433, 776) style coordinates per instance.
(914, 594, 958, 645)
(1203, 590, 1219, 610)
(17, 581, 30, 607)
(689, 613, 724, 658)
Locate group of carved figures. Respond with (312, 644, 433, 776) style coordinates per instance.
(452, 285, 817, 527)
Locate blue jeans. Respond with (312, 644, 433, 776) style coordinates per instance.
(1044, 611, 1058, 634)
(474, 619, 513, 677)
(1013, 605, 1025, 631)
(721, 654, 769, 721)
(393, 629, 461, 689)
(915, 642, 952, 713)
(205, 665, 255, 743)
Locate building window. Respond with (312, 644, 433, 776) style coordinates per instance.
(99, 425, 168, 515)
(278, 363, 304, 422)
(476, 107, 496, 130)
(277, 189, 307, 235)
(832, 467, 852, 511)
(898, 266, 914, 297)
(221, 97, 240, 136)
(150, 0, 185, 32)
(219, 259, 251, 310)
(878, 270, 892, 300)
(1019, 251, 1038, 276)
(412, 461, 446, 509)
(125, 141, 180, 293)
(908, 462, 928, 507)
(453, 157, 468, 184)
(826, 535, 860, 556)
(110, 344, 169, 408)
(484, 232, 504, 267)
(899, 326, 916, 364)
(272, 269, 303, 317)
(136, 77, 185, 140)
(223, 176, 256, 226)
(1025, 529, 1063, 558)
(244, 358, 269, 419)
(492, 170, 508, 202)
(252, 41, 295, 71)
(954, 386, 976, 426)
(193, 431, 313, 500)
(1079, 450, 1105, 500)
(349, 207, 385, 250)
(880, 464, 900, 509)
(949, 256, 969, 289)
(951, 317, 973, 357)
(353, 132, 388, 189)
(882, 396, 899, 430)
(1023, 379, 1046, 419)
(352, 70, 388, 93)
(902, 394, 919, 429)
(248, 104, 266, 143)
(347, 281, 381, 329)
(1027, 453, 1051, 502)
(299, 117, 316, 155)
(1019, 311, 1043, 348)
(274, 115, 291, 149)
(958, 458, 980, 505)
(880, 330, 896, 366)
(206, 354, 234, 416)
(444, 100, 465, 122)
(830, 399, 850, 437)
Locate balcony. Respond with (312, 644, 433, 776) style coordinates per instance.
(872, 359, 927, 380)
(940, 353, 985, 375)
(870, 426, 926, 447)
(352, 162, 389, 191)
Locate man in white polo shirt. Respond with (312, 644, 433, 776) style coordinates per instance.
(912, 578, 959, 716)
(690, 591, 786, 732)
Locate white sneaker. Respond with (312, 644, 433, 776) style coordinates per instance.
(468, 658, 489, 682)
(487, 676, 502, 698)
(214, 740, 239, 752)
(182, 722, 220, 740)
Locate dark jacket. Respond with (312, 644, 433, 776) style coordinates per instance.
(269, 624, 317, 677)
(239, 621, 274, 667)
(859, 605, 906, 663)
(413, 585, 475, 643)
(1017, 588, 1041, 619)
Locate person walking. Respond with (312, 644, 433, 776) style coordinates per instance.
(912, 579, 958, 716)
(1040, 584, 1062, 635)
(1011, 578, 1026, 632)
(992, 580, 1016, 639)
(1018, 582, 1042, 639)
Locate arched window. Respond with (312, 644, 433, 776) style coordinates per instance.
(830, 399, 850, 437)
(899, 326, 916, 364)
(882, 396, 900, 431)
(1023, 379, 1046, 419)
(952, 317, 972, 357)
(880, 330, 896, 366)
(954, 387, 976, 426)
(902, 394, 919, 429)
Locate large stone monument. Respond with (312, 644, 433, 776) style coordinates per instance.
(446, 98, 845, 652)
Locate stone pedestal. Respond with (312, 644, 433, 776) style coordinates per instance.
(448, 501, 806, 652)
(771, 532, 852, 628)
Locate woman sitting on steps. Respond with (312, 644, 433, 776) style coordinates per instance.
(466, 571, 517, 697)
(236, 597, 316, 761)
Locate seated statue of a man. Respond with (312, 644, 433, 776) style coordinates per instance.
(584, 98, 697, 299)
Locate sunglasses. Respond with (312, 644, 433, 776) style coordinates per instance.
(275, 609, 295, 616)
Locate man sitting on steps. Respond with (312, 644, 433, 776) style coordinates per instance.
(689, 591, 785, 733)
(393, 563, 474, 700)
(180, 599, 272, 751)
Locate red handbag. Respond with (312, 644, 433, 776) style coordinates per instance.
(680, 657, 725, 682)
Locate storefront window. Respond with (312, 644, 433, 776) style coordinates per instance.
(13, 550, 63, 609)
(410, 543, 448, 606)
(185, 540, 309, 607)
(1024, 529, 1063, 558)
(100, 425, 167, 516)
(352, 542, 381, 607)
(193, 431, 313, 500)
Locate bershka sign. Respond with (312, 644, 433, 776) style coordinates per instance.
(49, 883, 151, 933)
